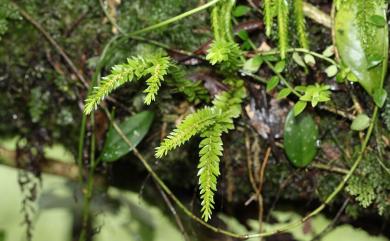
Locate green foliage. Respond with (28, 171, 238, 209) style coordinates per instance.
(156, 80, 246, 221)
(155, 107, 217, 158)
(198, 126, 223, 221)
(277, 0, 289, 59)
(263, 0, 275, 37)
(298, 84, 331, 107)
(263, 0, 309, 57)
(84, 54, 171, 114)
(167, 66, 210, 103)
(335, 0, 388, 96)
(283, 110, 318, 167)
(347, 152, 390, 215)
(293, 0, 308, 49)
(206, 39, 242, 71)
(0, 2, 19, 40)
(101, 111, 154, 162)
(207, 0, 242, 71)
(347, 176, 376, 208)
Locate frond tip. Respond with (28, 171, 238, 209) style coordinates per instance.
(198, 126, 223, 221)
(83, 54, 171, 114)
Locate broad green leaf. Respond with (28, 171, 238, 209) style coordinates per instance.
(101, 111, 154, 162)
(243, 55, 263, 73)
(284, 110, 318, 167)
(351, 114, 370, 131)
(335, 0, 388, 96)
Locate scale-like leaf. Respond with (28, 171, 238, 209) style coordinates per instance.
(335, 0, 388, 97)
(284, 110, 318, 167)
(101, 111, 154, 162)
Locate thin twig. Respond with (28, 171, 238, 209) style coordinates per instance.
(129, 0, 221, 36)
(310, 198, 350, 241)
(256, 147, 271, 241)
(154, 181, 192, 241)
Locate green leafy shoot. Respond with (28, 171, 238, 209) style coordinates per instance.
(299, 84, 331, 107)
(84, 54, 171, 114)
(156, 79, 246, 221)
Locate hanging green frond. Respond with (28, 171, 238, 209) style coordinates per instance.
(208, 0, 242, 71)
(155, 107, 217, 158)
(277, 0, 289, 59)
(264, 0, 275, 37)
(84, 54, 171, 114)
(211, 3, 222, 41)
(143, 56, 171, 105)
(167, 66, 210, 103)
(293, 0, 308, 49)
(156, 79, 245, 221)
(198, 125, 223, 222)
(222, 0, 236, 42)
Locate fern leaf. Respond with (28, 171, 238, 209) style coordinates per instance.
(84, 58, 142, 114)
(277, 0, 289, 59)
(155, 107, 217, 158)
(167, 66, 209, 103)
(198, 126, 223, 222)
(84, 55, 171, 114)
(293, 0, 308, 49)
(264, 0, 275, 37)
(143, 56, 171, 105)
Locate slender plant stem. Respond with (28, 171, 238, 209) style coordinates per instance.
(79, 116, 96, 241)
(99, 0, 206, 59)
(258, 48, 338, 67)
(265, 60, 302, 97)
(129, 0, 221, 36)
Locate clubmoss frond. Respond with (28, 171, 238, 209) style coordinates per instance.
(264, 0, 275, 37)
(277, 0, 289, 59)
(84, 54, 171, 114)
(167, 66, 210, 103)
(208, 0, 242, 71)
(155, 107, 217, 158)
(143, 55, 171, 105)
(293, 0, 308, 49)
(198, 125, 223, 222)
(222, 0, 236, 42)
(156, 79, 245, 221)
